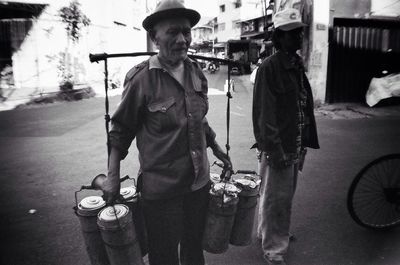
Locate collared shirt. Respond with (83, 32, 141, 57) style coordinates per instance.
(109, 55, 216, 200)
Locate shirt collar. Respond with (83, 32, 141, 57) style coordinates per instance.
(149, 55, 163, 70)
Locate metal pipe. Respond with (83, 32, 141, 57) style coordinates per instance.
(89, 52, 246, 66)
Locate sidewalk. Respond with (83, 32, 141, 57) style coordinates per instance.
(315, 102, 400, 119)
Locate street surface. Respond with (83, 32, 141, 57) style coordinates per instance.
(0, 66, 400, 265)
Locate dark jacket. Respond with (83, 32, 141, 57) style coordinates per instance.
(252, 51, 319, 156)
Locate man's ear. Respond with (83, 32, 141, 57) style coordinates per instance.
(149, 30, 156, 42)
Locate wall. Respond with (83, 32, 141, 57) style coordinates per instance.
(216, 0, 241, 42)
(240, 0, 265, 21)
(308, 0, 329, 105)
(4, 0, 147, 103)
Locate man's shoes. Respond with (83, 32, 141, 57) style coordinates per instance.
(258, 233, 295, 243)
(265, 257, 286, 265)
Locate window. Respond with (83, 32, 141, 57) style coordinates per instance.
(234, 0, 241, 8)
(219, 4, 225, 12)
(232, 20, 240, 29)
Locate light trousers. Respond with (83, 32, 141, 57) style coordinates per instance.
(257, 152, 299, 261)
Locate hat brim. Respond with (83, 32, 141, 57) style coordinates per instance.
(277, 22, 307, 31)
(143, 8, 200, 31)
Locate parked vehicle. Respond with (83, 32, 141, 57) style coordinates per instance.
(226, 40, 258, 74)
(206, 61, 219, 74)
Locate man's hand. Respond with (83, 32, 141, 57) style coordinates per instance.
(213, 149, 232, 170)
(269, 147, 288, 169)
(210, 141, 232, 171)
(213, 148, 233, 181)
(101, 175, 121, 205)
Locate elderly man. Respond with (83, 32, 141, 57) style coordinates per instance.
(101, 1, 231, 265)
(252, 8, 320, 265)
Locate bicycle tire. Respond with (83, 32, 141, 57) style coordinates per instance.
(347, 153, 400, 230)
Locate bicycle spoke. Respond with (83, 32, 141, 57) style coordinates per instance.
(357, 176, 382, 192)
(365, 198, 389, 226)
(357, 169, 381, 187)
(352, 194, 384, 208)
(388, 159, 400, 186)
(381, 203, 400, 227)
(355, 196, 385, 222)
(388, 204, 400, 225)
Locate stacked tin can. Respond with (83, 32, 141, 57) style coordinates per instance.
(120, 186, 148, 257)
(202, 181, 241, 253)
(76, 196, 110, 265)
(97, 204, 144, 265)
(230, 174, 261, 246)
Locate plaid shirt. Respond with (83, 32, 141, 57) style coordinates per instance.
(289, 54, 308, 162)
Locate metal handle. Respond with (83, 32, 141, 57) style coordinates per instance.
(74, 175, 134, 209)
(89, 52, 108, 63)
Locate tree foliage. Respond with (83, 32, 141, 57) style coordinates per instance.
(58, 0, 91, 43)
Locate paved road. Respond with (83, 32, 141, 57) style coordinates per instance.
(0, 68, 399, 265)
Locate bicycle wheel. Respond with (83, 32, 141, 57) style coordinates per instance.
(347, 153, 400, 229)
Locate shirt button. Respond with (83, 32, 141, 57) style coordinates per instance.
(188, 113, 192, 118)
(192, 151, 196, 156)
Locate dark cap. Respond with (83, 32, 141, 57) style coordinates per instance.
(142, 0, 201, 31)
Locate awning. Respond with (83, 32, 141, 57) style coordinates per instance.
(240, 31, 265, 39)
(0, 1, 48, 19)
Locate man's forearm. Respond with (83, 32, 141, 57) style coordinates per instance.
(103, 147, 123, 204)
(108, 147, 122, 181)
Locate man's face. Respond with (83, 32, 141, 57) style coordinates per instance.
(152, 18, 192, 65)
(281, 27, 304, 52)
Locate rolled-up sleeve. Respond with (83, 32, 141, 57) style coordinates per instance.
(109, 75, 144, 159)
(252, 62, 282, 154)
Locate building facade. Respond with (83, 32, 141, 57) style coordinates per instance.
(0, 0, 148, 105)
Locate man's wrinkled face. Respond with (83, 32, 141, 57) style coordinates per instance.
(152, 18, 192, 65)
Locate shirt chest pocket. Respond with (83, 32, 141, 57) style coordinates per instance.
(147, 97, 178, 132)
(192, 78, 209, 118)
(193, 92, 208, 117)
